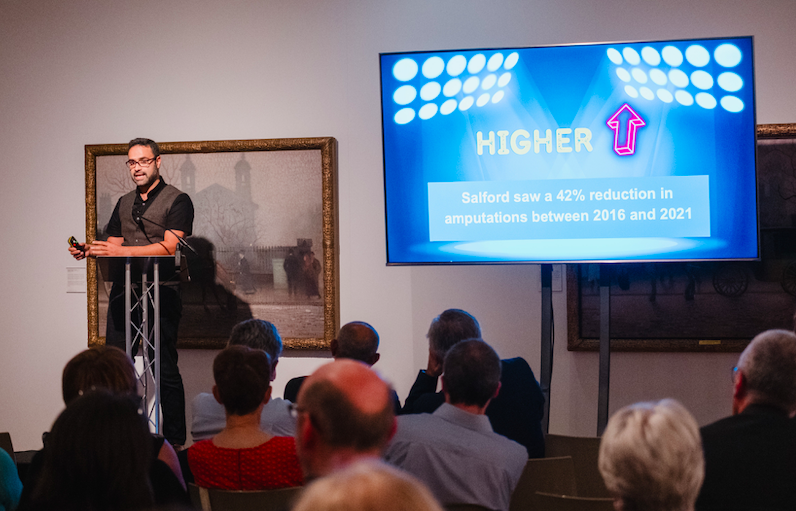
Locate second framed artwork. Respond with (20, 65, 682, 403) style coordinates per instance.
(84, 137, 339, 350)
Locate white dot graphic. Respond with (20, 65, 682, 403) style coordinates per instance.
(443, 78, 462, 97)
(504, 52, 519, 70)
(650, 69, 667, 86)
(487, 53, 504, 72)
(459, 96, 474, 111)
(440, 99, 457, 115)
(482, 74, 497, 90)
(607, 48, 623, 65)
(420, 82, 441, 101)
(691, 70, 714, 90)
(686, 45, 710, 67)
(393, 59, 418, 81)
(696, 92, 717, 109)
(476, 93, 490, 107)
(669, 69, 689, 88)
(498, 73, 511, 87)
(675, 90, 694, 106)
(468, 54, 486, 74)
(632, 68, 648, 84)
(625, 85, 639, 98)
(718, 72, 743, 92)
(641, 47, 661, 66)
(616, 68, 631, 82)
(640, 87, 654, 100)
(721, 96, 744, 113)
(657, 89, 674, 103)
(492, 90, 505, 103)
(715, 44, 742, 67)
(394, 108, 415, 124)
(393, 85, 417, 105)
(419, 103, 438, 120)
(622, 47, 641, 65)
(662, 46, 683, 67)
(422, 57, 445, 79)
(446, 55, 467, 76)
(463, 76, 480, 94)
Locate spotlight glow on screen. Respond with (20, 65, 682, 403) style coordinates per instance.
(379, 36, 757, 264)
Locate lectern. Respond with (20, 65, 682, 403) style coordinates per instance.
(98, 253, 182, 434)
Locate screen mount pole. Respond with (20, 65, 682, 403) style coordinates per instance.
(597, 264, 612, 435)
(540, 264, 553, 434)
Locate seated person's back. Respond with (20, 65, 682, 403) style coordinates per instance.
(187, 346, 303, 490)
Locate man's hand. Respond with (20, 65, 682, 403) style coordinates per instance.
(85, 239, 125, 257)
(68, 243, 87, 260)
(425, 350, 443, 378)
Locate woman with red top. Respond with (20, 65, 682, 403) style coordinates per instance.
(187, 346, 303, 490)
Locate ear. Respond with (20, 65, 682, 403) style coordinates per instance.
(732, 369, 746, 400)
(368, 353, 381, 366)
(330, 339, 339, 357)
(271, 359, 279, 382)
(492, 381, 502, 400)
(212, 385, 222, 405)
(155, 154, 161, 170)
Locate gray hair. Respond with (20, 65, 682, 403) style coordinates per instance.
(427, 309, 481, 359)
(737, 329, 796, 411)
(227, 319, 283, 360)
(599, 399, 704, 511)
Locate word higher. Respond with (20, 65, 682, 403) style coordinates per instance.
(477, 128, 593, 155)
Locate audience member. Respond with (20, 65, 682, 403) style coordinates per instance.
(18, 346, 187, 510)
(284, 321, 400, 411)
(385, 339, 526, 511)
(19, 391, 155, 511)
(293, 359, 395, 480)
(599, 399, 704, 511)
(0, 448, 22, 511)
(292, 460, 443, 511)
(187, 346, 303, 490)
(696, 329, 796, 511)
(191, 319, 295, 440)
(401, 308, 545, 457)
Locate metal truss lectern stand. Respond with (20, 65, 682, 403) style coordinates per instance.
(98, 253, 182, 434)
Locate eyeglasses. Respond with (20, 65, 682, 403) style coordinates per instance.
(126, 157, 157, 169)
(288, 402, 306, 419)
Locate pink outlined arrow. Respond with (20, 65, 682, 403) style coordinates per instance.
(606, 103, 646, 156)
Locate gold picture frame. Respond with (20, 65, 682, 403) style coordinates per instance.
(84, 137, 339, 350)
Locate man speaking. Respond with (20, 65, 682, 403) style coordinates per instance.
(70, 138, 194, 447)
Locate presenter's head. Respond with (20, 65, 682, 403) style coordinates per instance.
(126, 138, 161, 193)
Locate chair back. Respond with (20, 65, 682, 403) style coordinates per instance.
(188, 483, 302, 511)
(534, 492, 614, 511)
(444, 505, 493, 511)
(510, 456, 577, 511)
(545, 434, 609, 497)
(0, 432, 15, 464)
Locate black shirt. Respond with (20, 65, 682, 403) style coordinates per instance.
(106, 179, 193, 240)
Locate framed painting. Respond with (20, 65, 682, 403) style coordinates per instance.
(567, 124, 796, 352)
(84, 137, 339, 350)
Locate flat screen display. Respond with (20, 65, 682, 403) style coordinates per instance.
(380, 37, 757, 264)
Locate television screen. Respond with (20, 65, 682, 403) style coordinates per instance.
(380, 36, 757, 264)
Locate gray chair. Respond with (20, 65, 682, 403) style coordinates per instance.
(510, 456, 577, 511)
(534, 491, 614, 511)
(0, 432, 15, 465)
(545, 434, 610, 497)
(188, 483, 302, 511)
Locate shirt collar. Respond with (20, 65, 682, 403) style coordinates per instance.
(137, 178, 167, 202)
(433, 402, 494, 434)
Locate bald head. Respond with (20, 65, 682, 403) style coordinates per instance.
(332, 322, 380, 366)
(295, 360, 396, 478)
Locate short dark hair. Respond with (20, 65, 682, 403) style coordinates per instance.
(128, 138, 160, 157)
(427, 309, 481, 359)
(300, 378, 394, 452)
(213, 346, 272, 416)
(62, 346, 137, 404)
(336, 322, 379, 363)
(442, 339, 501, 407)
(29, 390, 154, 511)
(738, 329, 796, 410)
(228, 319, 283, 360)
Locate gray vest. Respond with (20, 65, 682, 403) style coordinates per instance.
(119, 185, 183, 246)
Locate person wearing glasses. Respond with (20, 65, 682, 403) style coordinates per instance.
(68, 138, 194, 448)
